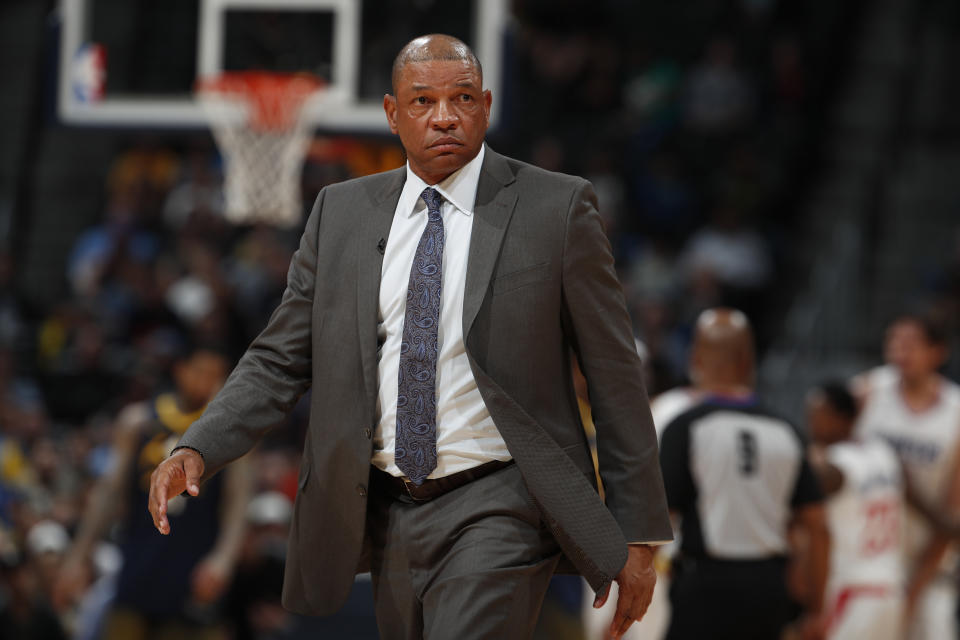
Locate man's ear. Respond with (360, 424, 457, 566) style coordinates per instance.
(482, 89, 492, 125)
(383, 94, 399, 135)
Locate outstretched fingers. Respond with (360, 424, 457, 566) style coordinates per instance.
(148, 449, 205, 535)
(149, 463, 174, 535)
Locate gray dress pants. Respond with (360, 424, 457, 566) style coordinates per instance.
(366, 463, 562, 640)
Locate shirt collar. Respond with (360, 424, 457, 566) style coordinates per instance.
(398, 144, 485, 218)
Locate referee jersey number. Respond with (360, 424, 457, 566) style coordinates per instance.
(737, 430, 758, 475)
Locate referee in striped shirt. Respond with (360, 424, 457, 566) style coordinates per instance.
(659, 308, 829, 640)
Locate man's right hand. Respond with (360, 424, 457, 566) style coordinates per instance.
(149, 448, 204, 535)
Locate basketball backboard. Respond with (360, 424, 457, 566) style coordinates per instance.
(57, 0, 509, 131)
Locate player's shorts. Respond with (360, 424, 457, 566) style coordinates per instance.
(826, 584, 903, 640)
(907, 576, 957, 640)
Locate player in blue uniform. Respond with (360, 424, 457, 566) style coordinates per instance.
(54, 346, 251, 639)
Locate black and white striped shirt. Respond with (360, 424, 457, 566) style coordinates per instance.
(660, 397, 822, 561)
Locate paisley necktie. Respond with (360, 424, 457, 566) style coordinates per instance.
(395, 187, 445, 484)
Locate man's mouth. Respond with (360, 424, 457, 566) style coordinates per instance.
(429, 137, 463, 152)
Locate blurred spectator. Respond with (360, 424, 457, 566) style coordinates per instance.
(228, 226, 296, 340)
(36, 305, 129, 424)
(679, 205, 774, 326)
(249, 448, 301, 504)
(25, 520, 71, 603)
(0, 549, 67, 640)
(709, 142, 772, 223)
(630, 150, 699, 237)
(623, 54, 681, 130)
(224, 491, 293, 640)
(162, 150, 225, 230)
(71, 543, 123, 640)
(67, 187, 160, 301)
(682, 37, 755, 135)
(105, 145, 180, 230)
(53, 346, 251, 640)
(626, 238, 680, 303)
(680, 206, 772, 292)
(583, 147, 627, 236)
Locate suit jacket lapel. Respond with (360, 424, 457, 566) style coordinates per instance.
(463, 149, 518, 337)
(357, 167, 405, 417)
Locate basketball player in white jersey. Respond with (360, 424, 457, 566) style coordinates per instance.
(807, 381, 906, 640)
(854, 312, 960, 640)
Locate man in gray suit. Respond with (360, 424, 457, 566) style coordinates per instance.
(149, 34, 672, 640)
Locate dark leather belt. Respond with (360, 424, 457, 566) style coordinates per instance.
(371, 459, 514, 502)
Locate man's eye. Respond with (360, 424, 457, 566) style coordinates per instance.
(416, 96, 428, 104)
(460, 94, 472, 101)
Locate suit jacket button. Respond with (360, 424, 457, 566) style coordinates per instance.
(364, 428, 372, 439)
(357, 485, 367, 497)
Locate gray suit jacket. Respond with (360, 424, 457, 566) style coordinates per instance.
(176, 148, 671, 616)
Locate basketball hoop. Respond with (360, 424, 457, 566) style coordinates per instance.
(197, 72, 325, 227)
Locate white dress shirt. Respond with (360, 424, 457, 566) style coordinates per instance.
(372, 145, 512, 479)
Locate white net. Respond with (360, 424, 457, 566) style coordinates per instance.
(197, 73, 323, 228)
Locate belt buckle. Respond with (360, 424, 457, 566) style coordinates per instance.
(402, 478, 430, 502)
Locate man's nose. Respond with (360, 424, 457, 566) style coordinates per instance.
(431, 100, 458, 129)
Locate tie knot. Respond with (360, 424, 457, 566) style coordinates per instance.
(421, 188, 443, 216)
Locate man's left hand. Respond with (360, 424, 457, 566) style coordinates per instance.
(593, 544, 656, 639)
